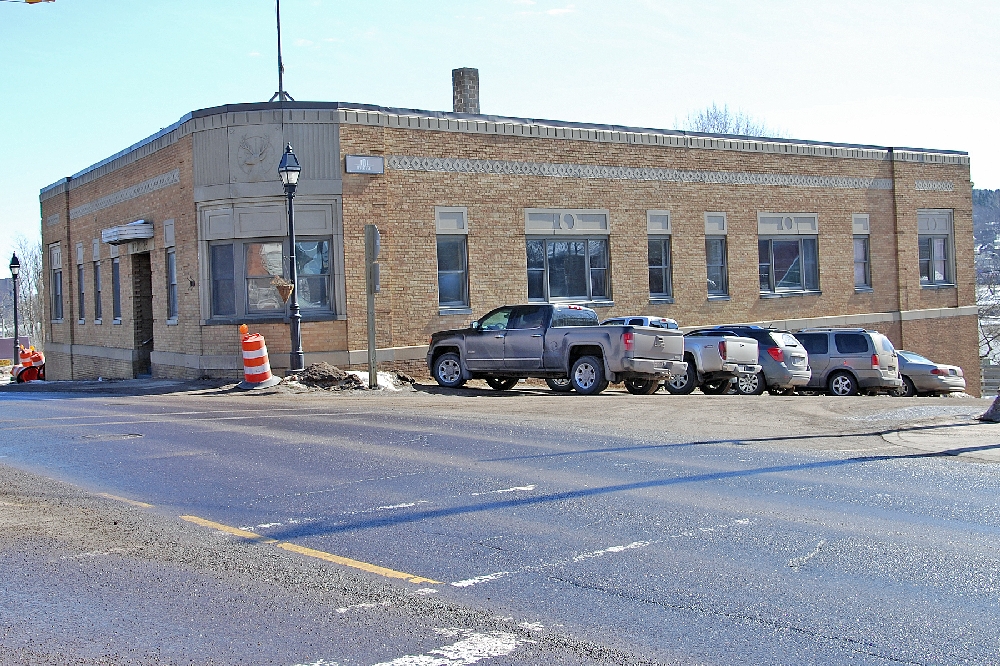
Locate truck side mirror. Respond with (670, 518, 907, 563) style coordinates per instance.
(470, 320, 480, 330)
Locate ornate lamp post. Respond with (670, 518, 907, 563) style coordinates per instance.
(277, 143, 304, 372)
(9, 253, 20, 365)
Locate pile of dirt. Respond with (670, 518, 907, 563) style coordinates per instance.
(288, 362, 364, 390)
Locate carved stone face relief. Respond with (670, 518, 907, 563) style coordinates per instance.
(228, 124, 283, 184)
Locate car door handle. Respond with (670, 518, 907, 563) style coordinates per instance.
(530, 334, 543, 338)
(495, 334, 505, 339)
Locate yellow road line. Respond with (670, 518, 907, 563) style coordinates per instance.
(98, 492, 153, 508)
(277, 542, 441, 584)
(179, 514, 441, 584)
(180, 515, 279, 543)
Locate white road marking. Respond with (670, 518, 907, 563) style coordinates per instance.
(451, 571, 514, 588)
(335, 601, 393, 614)
(61, 547, 131, 560)
(452, 518, 751, 588)
(413, 588, 438, 595)
(469, 485, 536, 496)
(789, 539, 827, 568)
(371, 629, 529, 666)
(376, 502, 427, 510)
(291, 660, 341, 666)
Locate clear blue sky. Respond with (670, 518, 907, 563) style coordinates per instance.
(2, 0, 997, 269)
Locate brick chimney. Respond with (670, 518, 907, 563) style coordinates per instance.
(452, 68, 480, 114)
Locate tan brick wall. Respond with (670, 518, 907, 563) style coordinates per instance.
(338, 125, 975, 384)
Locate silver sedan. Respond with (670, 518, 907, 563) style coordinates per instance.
(893, 350, 966, 396)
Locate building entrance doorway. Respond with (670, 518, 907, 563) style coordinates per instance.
(131, 252, 154, 377)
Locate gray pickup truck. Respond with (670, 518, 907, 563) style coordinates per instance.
(427, 304, 687, 395)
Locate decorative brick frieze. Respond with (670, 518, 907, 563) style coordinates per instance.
(914, 180, 955, 192)
(388, 155, 894, 190)
(69, 170, 180, 220)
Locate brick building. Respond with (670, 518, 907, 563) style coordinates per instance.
(39, 81, 977, 393)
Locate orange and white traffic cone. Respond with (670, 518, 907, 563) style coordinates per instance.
(13, 345, 44, 383)
(237, 324, 282, 390)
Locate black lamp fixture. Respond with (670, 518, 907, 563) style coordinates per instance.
(9, 252, 20, 364)
(277, 144, 304, 372)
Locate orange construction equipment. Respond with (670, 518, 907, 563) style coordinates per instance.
(11, 346, 46, 383)
(237, 324, 282, 389)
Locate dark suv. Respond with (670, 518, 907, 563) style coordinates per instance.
(707, 325, 810, 395)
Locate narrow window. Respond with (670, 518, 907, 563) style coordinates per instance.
(93, 261, 103, 321)
(435, 207, 470, 309)
(436, 236, 468, 307)
(295, 240, 332, 310)
(112, 258, 122, 321)
(706, 237, 729, 297)
(245, 242, 284, 314)
(853, 236, 871, 289)
(210, 243, 236, 317)
(52, 267, 64, 321)
(77, 263, 86, 323)
(648, 237, 672, 298)
(166, 249, 178, 320)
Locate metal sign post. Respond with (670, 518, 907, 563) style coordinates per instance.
(364, 224, 381, 389)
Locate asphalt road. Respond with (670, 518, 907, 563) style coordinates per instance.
(1, 380, 998, 665)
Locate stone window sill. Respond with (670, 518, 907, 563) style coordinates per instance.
(707, 295, 730, 301)
(439, 307, 473, 316)
(760, 290, 822, 299)
(920, 283, 956, 290)
(854, 287, 874, 294)
(202, 313, 346, 326)
(649, 297, 674, 305)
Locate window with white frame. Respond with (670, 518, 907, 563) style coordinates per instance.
(49, 244, 64, 321)
(166, 249, 178, 321)
(758, 214, 820, 294)
(853, 214, 871, 290)
(435, 207, 469, 309)
(525, 209, 610, 302)
(705, 213, 729, 298)
(917, 209, 954, 287)
(647, 211, 672, 300)
(93, 261, 103, 322)
(111, 256, 122, 322)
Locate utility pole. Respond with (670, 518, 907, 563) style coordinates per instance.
(364, 225, 381, 389)
(269, 0, 295, 102)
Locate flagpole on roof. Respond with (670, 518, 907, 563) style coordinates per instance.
(269, 0, 294, 102)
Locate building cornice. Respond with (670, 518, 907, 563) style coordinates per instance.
(39, 101, 970, 202)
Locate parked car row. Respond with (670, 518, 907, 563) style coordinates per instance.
(426, 304, 966, 397)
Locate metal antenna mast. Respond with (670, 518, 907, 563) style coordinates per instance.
(269, 0, 294, 102)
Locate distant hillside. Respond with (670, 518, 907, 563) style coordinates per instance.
(975, 189, 1000, 247)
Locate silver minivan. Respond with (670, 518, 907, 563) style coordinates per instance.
(794, 328, 902, 396)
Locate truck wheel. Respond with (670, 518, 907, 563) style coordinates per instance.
(700, 380, 730, 395)
(570, 356, 608, 395)
(664, 363, 696, 395)
(433, 352, 466, 389)
(623, 378, 659, 395)
(545, 378, 574, 393)
(486, 377, 518, 391)
(827, 371, 858, 397)
(736, 371, 766, 395)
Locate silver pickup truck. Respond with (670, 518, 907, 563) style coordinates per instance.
(664, 328, 761, 395)
(427, 304, 687, 395)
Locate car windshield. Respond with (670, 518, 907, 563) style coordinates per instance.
(899, 350, 932, 364)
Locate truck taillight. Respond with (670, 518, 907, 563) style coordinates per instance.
(719, 340, 727, 360)
(622, 331, 635, 352)
(766, 347, 784, 363)
(871, 354, 879, 369)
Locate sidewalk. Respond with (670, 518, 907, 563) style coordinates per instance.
(881, 418, 1000, 463)
(0, 377, 231, 396)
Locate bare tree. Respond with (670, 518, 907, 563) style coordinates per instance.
(976, 190, 1000, 365)
(681, 103, 784, 137)
(11, 235, 44, 350)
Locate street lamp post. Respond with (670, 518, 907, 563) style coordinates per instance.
(277, 144, 304, 372)
(9, 253, 20, 365)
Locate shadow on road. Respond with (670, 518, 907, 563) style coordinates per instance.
(264, 423, 998, 542)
